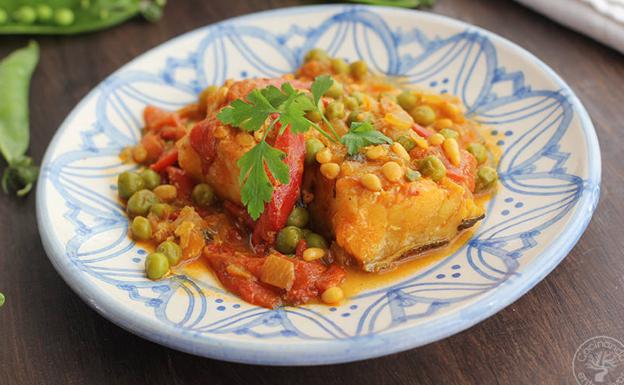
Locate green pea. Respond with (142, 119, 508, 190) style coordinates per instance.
(305, 138, 325, 164)
(192, 183, 215, 207)
(331, 58, 350, 74)
(467, 143, 488, 164)
(350, 60, 368, 79)
(145, 252, 169, 280)
(475, 166, 498, 192)
(13, 6, 36, 25)
(397, 136, 416, 152)
(410, 105, 437, 126)
(0, 292, 5, 307)
(118, 171, 145, 199)
(439, 128, 459, 139)
(140, 169, 161, 190)
(324, 81, 344, 99)
(0, 8, 8, 24)
(419, 155, 446, 182)
(127, 189, 159, 216)
(304, 232, 328, 249)
(36, 4, 53, 22)
(406, 169, 422, 181)
(286, 207, 309, 228)
(150, 203, 171, 218)
(157, 241, 182, 266)
(305, 109, 322, 123)
(131, 216, 152, 241)
(397, 91, 418, 111)
(326, 101, 345, 120)
(304, 48, 328, 62)
(54, 8, 75, 26)
(276, 226, 303, 254)
(344, 96, 359, 110)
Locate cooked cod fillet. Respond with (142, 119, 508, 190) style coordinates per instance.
(306, 158, 484, 272)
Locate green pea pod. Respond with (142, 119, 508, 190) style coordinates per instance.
(0, 0, 166, 35)
(0, 41, 39, 196)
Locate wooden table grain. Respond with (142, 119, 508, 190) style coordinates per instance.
(1, 0, 622, 384)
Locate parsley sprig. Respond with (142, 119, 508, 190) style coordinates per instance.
(217, 76, 338, 219)
(217, 75, 393, 219)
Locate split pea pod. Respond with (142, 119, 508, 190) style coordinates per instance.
(0, 41, 39, 196)
(0, 0, 166, 35)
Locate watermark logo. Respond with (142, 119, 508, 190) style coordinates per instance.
(573, 336, 624, 385)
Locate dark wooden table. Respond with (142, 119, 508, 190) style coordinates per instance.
(1, 0, 622, 384)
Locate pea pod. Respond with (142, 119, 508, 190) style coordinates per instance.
(0, 0, 166, 35)
(0, 41, 39, 196)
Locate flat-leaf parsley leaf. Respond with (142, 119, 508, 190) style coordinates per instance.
(237, 140, 290, 220)
(341, 121, 393, 155)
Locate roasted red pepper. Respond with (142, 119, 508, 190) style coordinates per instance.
(223, 200, 254, 229)
(144, 105, 182, 132)
(295, 239, 308, 259)
(252, 127, 305, 249)
(205, 245, 282, 309)
(203, 243, 346, 308)
(189, 117, 218, 173)
(150, 148, 179, 172)
(140, 133, 165, 163)
(411, 122, 435, 138)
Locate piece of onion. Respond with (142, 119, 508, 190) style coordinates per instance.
(260, 255, 295, 290)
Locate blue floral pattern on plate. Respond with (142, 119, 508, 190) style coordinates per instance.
(36, 5, 600, 365)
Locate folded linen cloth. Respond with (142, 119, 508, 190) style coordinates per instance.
(515, 0, 624, 54)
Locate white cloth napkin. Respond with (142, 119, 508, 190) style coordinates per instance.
(515, 0, 624, 54)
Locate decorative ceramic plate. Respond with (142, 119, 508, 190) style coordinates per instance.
(36, 5, 601, 365)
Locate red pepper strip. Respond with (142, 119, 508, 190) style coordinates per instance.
(223, 200, 254, 229)
(284, 259, 346, 305)
(412, 123, 435, 138)
(204, 244, 282, 309)
(251, 127, 305, 249)
(295, 239, 308, 259)
(286, 259, 326, 305)
(160, 124, 186, 141)
(141, 133, 165, 163)
(166, 167, 194, 200)
(189, 117, 217, 174)
(316, 265, 347, 293)
(144, 105, 182, 132)
(150, 148, 179, 172)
